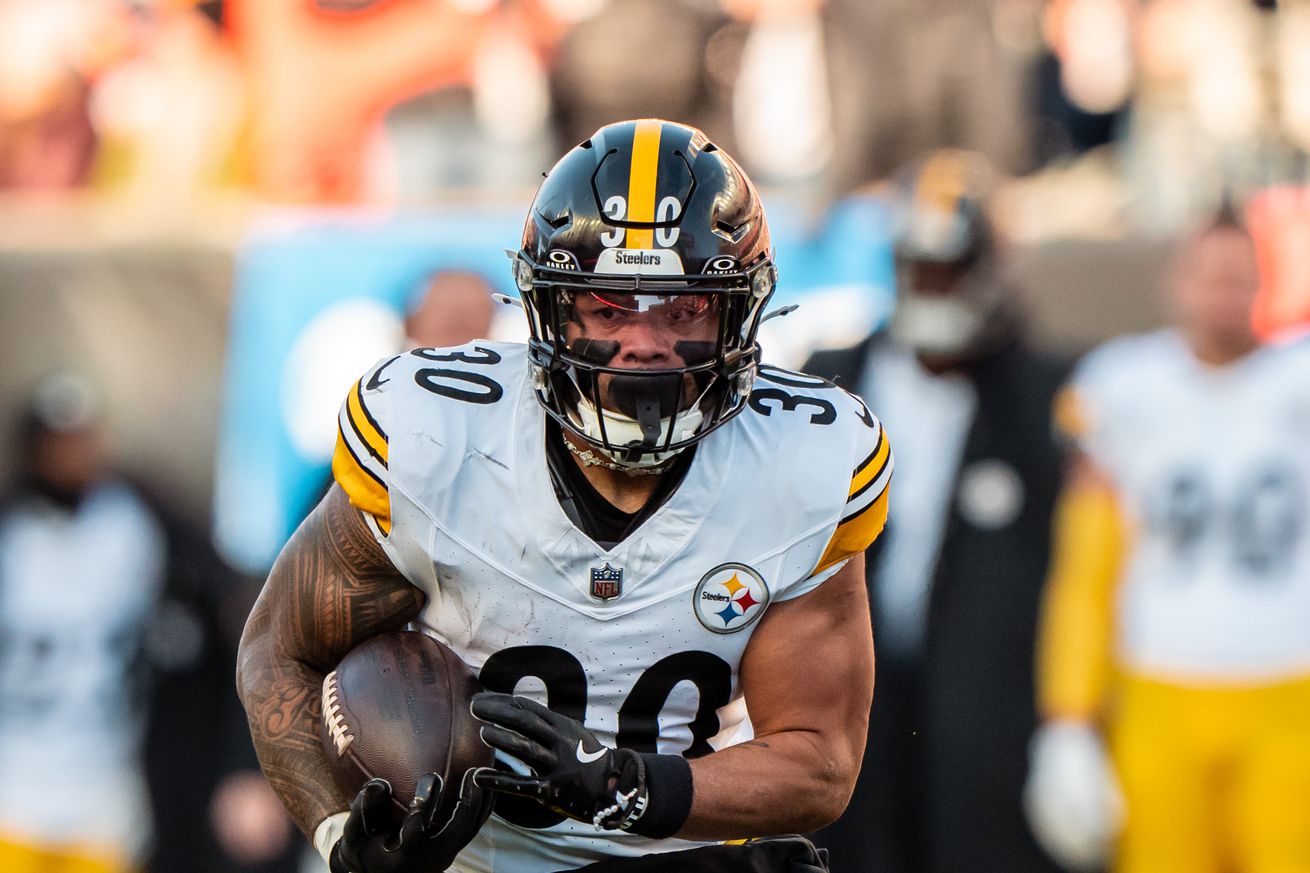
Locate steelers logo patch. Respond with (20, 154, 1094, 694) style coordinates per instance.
(693, 563, 770, 634)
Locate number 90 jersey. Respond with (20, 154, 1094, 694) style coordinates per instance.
(1062, 330, 1310, 683)
(332, 342, 890, 873)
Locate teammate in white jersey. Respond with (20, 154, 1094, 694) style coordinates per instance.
(1024, 213, 1310, 873)
(0, 375, 166, 873)
(238, 119, 891, 873)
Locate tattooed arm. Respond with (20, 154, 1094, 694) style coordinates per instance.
(236, 486, 424, 838)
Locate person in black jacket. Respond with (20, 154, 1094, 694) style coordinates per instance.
(806, 151, 1070, 873)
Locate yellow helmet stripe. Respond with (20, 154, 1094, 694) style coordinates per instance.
(625, 120, 662, 249)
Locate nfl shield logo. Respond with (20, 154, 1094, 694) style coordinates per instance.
(590, 563, 623, 601)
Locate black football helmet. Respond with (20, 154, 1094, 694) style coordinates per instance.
(892, 149, 995, 267)
(513, 119, 777, 468)
(889, 149, 1017, 362)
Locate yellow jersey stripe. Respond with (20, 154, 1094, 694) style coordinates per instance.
(816, 430, 894, 574)
(625, 120, 661, 250)
(347, 379, 389, 466)
(332, 427, 391, 534)
(849, 428, 889, 499)
(816, 485, 890, 574)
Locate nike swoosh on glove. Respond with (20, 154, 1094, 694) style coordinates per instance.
(470, 692, 648, 831)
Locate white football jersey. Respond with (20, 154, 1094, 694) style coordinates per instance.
(0, 483, 165, 856)
(1068, 330, 1310, 682)
(332, 342, 890, 873)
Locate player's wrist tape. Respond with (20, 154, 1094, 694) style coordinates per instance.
(623, 753, 693, 839)
(314, 811, 351, 865)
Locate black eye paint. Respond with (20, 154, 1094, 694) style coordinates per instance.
(673, 341, 716, 366)
(570, 338, 621, 365)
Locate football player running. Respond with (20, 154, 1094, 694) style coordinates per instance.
(1025, 211, 1310, 873)
(237, 119, 890, 873)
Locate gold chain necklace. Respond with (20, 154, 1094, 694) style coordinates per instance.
(563, 439, 673, 477)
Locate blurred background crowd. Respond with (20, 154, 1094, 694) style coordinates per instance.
(1, 1, 1309, 872)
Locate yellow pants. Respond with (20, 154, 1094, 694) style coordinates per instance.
(0, 834, 130, 873)
(1111, 673, 1310, 873)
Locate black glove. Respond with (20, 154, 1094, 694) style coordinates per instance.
(470, 692, 648, 830)
(329, 772, 479, 873)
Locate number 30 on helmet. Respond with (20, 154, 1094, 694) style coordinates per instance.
(512, 119, 778, 470)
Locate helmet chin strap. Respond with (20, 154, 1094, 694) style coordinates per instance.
(572, 395, 704, 470)
(608, 372, 681, 446)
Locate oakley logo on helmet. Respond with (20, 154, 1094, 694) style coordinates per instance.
(547, 250, 580, 270)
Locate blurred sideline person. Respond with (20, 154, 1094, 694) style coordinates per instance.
(821, 0, 1034, 194)
(0, 375, 257, 873)
(0, 375, 164, 873)
(1026, 213, 1310, 873)
(806, 151, 1067, 873)
(238, 119, 886, 872)
(227, 0, 486, 203)
(301, 268, 500, 516)
(403, 270, 497, 350)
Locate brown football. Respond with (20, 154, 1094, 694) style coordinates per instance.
(319, 631, 495, 832)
